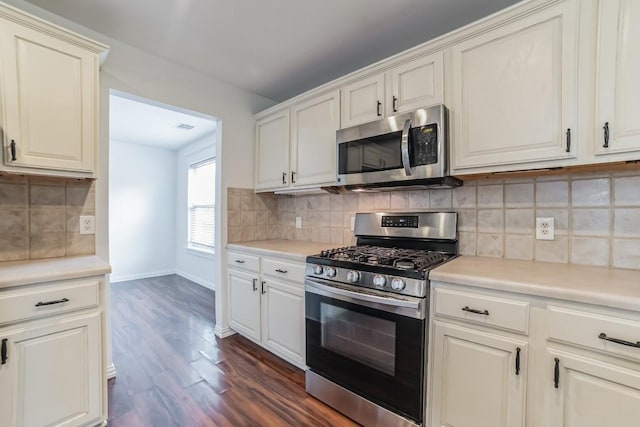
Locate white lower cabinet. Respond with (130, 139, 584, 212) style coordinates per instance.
(227, 250, 306, 368)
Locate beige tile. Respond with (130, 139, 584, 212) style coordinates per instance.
(0, 182, 28, 206)
(241, 226, 256, 242)
(343, 194, 359, 211)
(312, 227, 331, 243)
(535, 208, 569, 235)
(66, 233, 95, 256)
(66, 184, 95, 210)
(228, 211, 242, 227)
(536, 181, 568, 207)
(254, 194, 268, 211)
(330, 194, 344, 211)
(571, 209, 610, 237)
(504, 209, 534, 234)
(227, 189, 242, 210)
(331, 211, 343, 227)
(317, 212, 331, 227)
(390, 192, 410, 210)
(331, 228, 343, 244)
(241, 192, 255, 211)
(0, 208, 28, 234)
(0, 174, 28, 184)
(373, 193, 390, 210)
(477, 185, 503, 208)
(612, 239, 640, 270)
(477, 209, 503, 233)
(614, 176, 640, 206)
(316, 195, 331, 211)
(408, 190, 429, 209)
(294, 229, 305, 241)
(0, 235, 28, 261)
(477, 234, 503, 257)
(430, 189, 452, 209)
(228, 227, 242, 243)
(343, 229, 356, 246)
(30, 184, 65, 207)
(571, 178, 610, 207)
(505, 235, 533, 260)
(452, 186, 476, 208)
(30, 233, 66, 259)
(277, 197, 291, 212)
(241, 211, 256, 226)
(504, 183, 534, 208)
(534, 237, 569, 263)
(458, 232, 477, 256)
(31, 208, 66, 233)
(358, 193, 374, 211)
(614, 208, 640, 238)
(255, 211, 267, 226)
(570, 237, 609, 267)
(255, 227, 267, 240)
(343, 211, 355, 228)
(458, 210, 477, 233)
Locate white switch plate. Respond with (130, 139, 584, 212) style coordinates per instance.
(350, 216, 355, 231)
(295, 216, 302, 229)
(536, 217, 554, 240)
(79, 215, 96, 235)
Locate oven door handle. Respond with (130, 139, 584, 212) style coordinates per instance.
(305, 279, 426, 319)
(401, 118, 413, 176)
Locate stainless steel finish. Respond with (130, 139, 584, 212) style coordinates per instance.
(346, 270, 360, 283)
(391, 277, 406, 290)
(336, 104, 448, 186)
(306, 264, 428, 297)
(306, 370, 420, 427)
(305, 278, 426, 319)
(325, 266, 337, 278)
(354, 211, 457, 240)
(312, 265, 323, 275)
(373, 274, 387, 288)
(401, 118, 412, 176)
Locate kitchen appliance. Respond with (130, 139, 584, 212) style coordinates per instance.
(305, 211, 458, 427)
(336, 105, 461, 191)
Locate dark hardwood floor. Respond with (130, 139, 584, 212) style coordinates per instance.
(108, 275, 359, 426)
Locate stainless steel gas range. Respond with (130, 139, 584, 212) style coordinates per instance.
(304, 211, 458, 427)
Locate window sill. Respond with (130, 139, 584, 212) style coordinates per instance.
(186, 246, 215, 259)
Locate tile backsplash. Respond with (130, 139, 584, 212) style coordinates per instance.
(0, 174, 95, 262)
(228, 169, 640, 271)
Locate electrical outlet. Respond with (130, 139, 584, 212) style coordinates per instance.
(79, 215, 96, 235)
(536, 217, 554, 240)
(295, 216, 302, 229)
(350, 216, 355, 231)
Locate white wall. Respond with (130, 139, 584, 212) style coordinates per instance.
(176, 134, 217, 290)
(109, 140, 177, 282)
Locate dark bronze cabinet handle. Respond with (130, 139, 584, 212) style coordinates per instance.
(35, 297, 69, 307)
(377, 100, 382, 116)
(1, 338, 7, 365)
(252, 278, 257, 292)
(598, 332, 640, 348)
(275, 268, 288, 274)
(462, 306, 489, 316)
(515, 347, 521, 375)
(565, 128, 571, 152)
(282, 172, 286, 185)
(603, 122, 609, 148)
(554, 358, 560, 388)
(234, 259, 245, 264)
(392, 96, 398, 112)
(261, 281, 267, 295)
(291, 171, 296, 184)
(10, 140, 16, 161)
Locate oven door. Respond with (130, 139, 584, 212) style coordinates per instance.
(305, 278, 427, 423)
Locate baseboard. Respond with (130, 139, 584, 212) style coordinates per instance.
(176, 269, 215, 291)
(110, 269, 176, 283)
(106, 363, 117, 379)
(215, 325, 236, 338)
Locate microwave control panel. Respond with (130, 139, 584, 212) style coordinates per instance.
(381, 215, 419, 228)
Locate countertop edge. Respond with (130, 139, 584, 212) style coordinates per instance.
(226, 240, 335, 262)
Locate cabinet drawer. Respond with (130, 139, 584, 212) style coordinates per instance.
(227, 251, 260, 273)
(434, 287, 530, 334)
(262, 257, 305, 284)
(0, 279, 100, 326)
(547, 306, 640, 362)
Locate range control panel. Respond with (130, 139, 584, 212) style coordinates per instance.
(381, 215, 419, 228)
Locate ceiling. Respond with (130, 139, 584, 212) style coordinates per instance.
(25, 0, 521, 102)
(109, 93, 217, 150)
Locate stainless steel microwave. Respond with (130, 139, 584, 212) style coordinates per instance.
(336, 105, 460, 190)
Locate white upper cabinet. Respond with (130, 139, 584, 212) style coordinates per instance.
(0, 7, 106, 177)
(255, 109, 290, 190)
(341, 51, 444, 128)
(593, 0, 640, 158)
(450, 0, 579, 173)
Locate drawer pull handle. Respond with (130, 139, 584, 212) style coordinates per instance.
(603, 122, 610, 148)
(598, 333, 640, 348)
(275, 268, 288, 274)
(35, 297, 69, 307)
(565, 128, 571, 152)
(252, 278, 257, 292)
(1, 338, 7, 365)
(515, 347, 521, 376)
(261, 281, 267, 295)
(462, 306, 489, 316)
(10, 140, 17, 161)
(234, 259, 245, 264)
(554, 358, 560, 388)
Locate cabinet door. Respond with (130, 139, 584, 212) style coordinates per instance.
(341, 73, 385, 128)
(430, 321, 527, 427)
(451, 0, 578, 172)
(388, 52, 444, 114)
(0, 312, 102, 427)
(228, 269, 261, 342)
(255, 110, 290, 190)
(0, 19, 97, 174)
(544, 349, 640, 427)
(594, 0, 640, 157)
(261, 279, 305, 368)
(290, 90, 340, 187)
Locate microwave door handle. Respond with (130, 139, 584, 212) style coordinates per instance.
(401, 118, 413, 176)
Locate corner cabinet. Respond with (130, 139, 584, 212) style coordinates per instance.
(0, 4, 107, 178)
(255, 90, 340, 192)
(450, 0, 579, 173)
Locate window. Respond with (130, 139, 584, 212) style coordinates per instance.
(188, 158, 215, 252)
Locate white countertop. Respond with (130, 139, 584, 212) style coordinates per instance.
(430, 256, 640, 312)
(0, 255, 111, 289)
(227, 240, 335, 262)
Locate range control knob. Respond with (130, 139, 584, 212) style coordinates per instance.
(325, 267, 337, 278)
(391, 278, 406, 291)
(312, 265, 324, 275)
(346, 271, 360, 283)
(372, 274, 387, 288)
